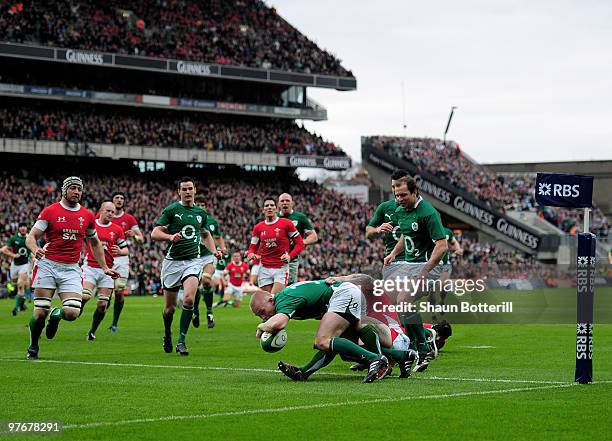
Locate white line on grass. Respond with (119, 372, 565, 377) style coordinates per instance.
(62, 382, 589, 430)
(2, 358, 570, 384)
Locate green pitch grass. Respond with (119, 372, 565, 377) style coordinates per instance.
(1, 289, 610, 441)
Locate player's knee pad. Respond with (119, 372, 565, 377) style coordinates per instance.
(201, 271, 213, 281)
(97, 294, 111, 305)
(34, 297, 52, 312)
(115, 277, 128, 290)
(82, 288, 94, 299)
(61, 297, 82, 320)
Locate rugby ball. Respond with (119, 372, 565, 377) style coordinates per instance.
(260, 329, 288, 353)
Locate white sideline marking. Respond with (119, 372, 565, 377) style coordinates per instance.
(3, 358, 570, 384)
(62, 382, 592, 430)
(460, 345, 496, 349)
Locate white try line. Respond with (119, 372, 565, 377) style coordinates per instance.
(62, 382, 609, 431)
(1, 358, 571, 384)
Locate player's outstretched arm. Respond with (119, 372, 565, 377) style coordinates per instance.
(26, 227, 45, 259)
(256, 313, 290, 337)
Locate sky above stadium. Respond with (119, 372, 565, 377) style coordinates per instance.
(273, 0, 612, 165)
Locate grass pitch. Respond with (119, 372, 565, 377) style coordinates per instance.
(1, 290, 611, 441)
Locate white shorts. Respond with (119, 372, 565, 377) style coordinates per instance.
(31, 258, 82, 294)
(383, 262, 441, 281)
(327, 282, 364, 321)
(201, 255, 215, 268)
(161, 258, 202, 290)
(213, 269, 224, 280)
(83, 265, 115, 289)
(10, 262, 30, 280)
(258, 265, 289, 287)
(225, 283, 244, 301)
(251, 264, 260, 276)
(113, 255, 130, 279)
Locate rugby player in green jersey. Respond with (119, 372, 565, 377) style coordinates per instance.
(278, 193, 318, 284)
(151, 177, 221, 356)
(250, 277, 392, 383)
(192, 196, 226, 329)
(1, 222, 31, 315)
(384, 175, 448, 371)
(365, 169, 411, 280)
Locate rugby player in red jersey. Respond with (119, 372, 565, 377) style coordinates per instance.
(25, 177, 119, 359)
(246, 197, 304, 294)
(108, 191, 144, 332)
(82, 201, 129, 341)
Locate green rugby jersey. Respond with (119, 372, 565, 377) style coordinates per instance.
(395, 197, 446, 263)
(441, 227, 455, 264)
(367, 199, 406, 262)
(279, 209, 314, 238)
(274, 280, 342, 320)
(200, 215, 222, 257)
(7, 234, 30, 265)
(215, 253, 229, 271)
(155, 202, 208, 260)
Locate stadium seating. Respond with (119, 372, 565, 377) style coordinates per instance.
(0, 99, 345, 156)
(368, 136, 610, 236)
(0, 0, 353, 77)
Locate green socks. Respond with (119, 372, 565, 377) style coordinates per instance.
(330, 337, 378, 364)
(112, 299, 124, 327)
(162, 310, 173, 338)
(202, 286, 214, 314)
(14, 295, 25, 312)
(90, 308, 106, 334)
(359, 325, 382, 355)
(401, 312, 430, 353)
(28, 315, 45, 350)
(194, 290, 201, 316)
(299, 350, 336, 378)
(178, 307, 193, 343)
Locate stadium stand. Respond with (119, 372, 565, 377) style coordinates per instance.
(368, 136, 610, 236)
(0, 98, 344, 156)
(0, 0, 353, 77)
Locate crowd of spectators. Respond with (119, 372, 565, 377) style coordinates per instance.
(0, 0, 353, 77)
(0, 100, 345, 156)
(369, 136, 610, 235)
(0, 170, 381, 294)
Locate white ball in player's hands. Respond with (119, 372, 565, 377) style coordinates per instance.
(260, 329, 288, 353)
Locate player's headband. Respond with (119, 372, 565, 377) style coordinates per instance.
(62, 176, 83, 197)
